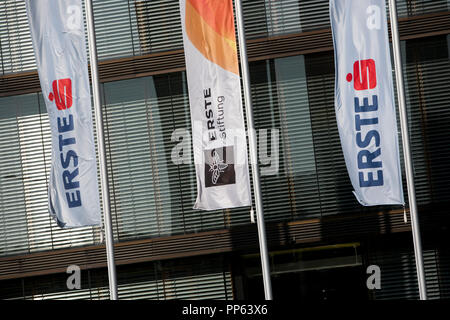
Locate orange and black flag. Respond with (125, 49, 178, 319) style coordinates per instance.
(180, 0, 251, 210)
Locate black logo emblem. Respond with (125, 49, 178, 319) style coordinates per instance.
(204, 146, 236, 188)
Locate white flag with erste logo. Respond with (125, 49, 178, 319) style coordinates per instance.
(26, 0, 101, 227)
(179, 0, 251, 210)
(330, 0, 404, 206)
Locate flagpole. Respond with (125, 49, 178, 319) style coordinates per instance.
(388, 0, 427, 300)
(234, 0, 273, 300)
(85, 0, 118, 300)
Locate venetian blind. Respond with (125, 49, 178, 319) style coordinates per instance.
(0, 256, 232, 300)
(368, 243, 450, 300)
(1, 1, 449, 75)
(242, 0, 450, 39)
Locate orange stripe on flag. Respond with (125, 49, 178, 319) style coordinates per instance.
(187, 0, 236, 42)
(186, 0, 238, 75)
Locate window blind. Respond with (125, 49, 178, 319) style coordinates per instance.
(368, 243, 450, 300)
(403, 36, 450, 205)
(242, 0, 450, 39)
(1, 35, 449, 254)
(0, 96, 28, 255)
(101, 73, 251, 241)
(1, 1, 449, 75)
(0, 255, 232, 300)
(0, 93, 101, 256)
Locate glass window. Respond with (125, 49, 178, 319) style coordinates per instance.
(0, 256, 232, 300)
(134, 0, 183, 55)
(1, 35, 449, 255)
(102, 73, 249, 240)
(0, 95, 29, 255)
(0, 93, 100, 255)
(102, 77, 173, 239)
(403, 36, 450, 205)
(396, 0, 450, 16)
(0, 0, 35, 73)
(1, 0, 449, 75)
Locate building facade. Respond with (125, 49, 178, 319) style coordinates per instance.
(0, 0, 450, 300)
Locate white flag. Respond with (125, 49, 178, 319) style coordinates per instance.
(330, 0, 404, 206)
(179, 0, 251, 210)
(26, 0, 101, 227)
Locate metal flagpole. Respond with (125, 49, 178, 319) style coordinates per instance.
(388, 0, 427, 300)
(85, 0, 118, 300)
(234, 0, 273, 300)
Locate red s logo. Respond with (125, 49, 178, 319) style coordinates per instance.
(346, 59, 377, 91)
(48, 78, 72, 110)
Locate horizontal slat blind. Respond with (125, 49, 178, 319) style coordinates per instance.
(1, 1, 449, 75)
(1, 35, 449, 253)
(250, 35, 450, 219)
(304, 53, 358, 216)
(369, 247, 420, 299)
(92, 0, 184, 59)
(0, 96, 29, 255)
(103, 76, 172, 239)
(250, 60, 294, 222)
(102, 73, 251, 241)
(121, 256, 233, 300)
(157, 264, 232, 300)
(403, 36, 450, 205)
(0, 256, 232, 300)
(396, 0, 450, 16)
(249, 52, 365, 219)
(17, 94, 54, 252)
(134, 0, 184, 55)
(368, 245, 450, 300)
(92, 0, 136, 59)
(0, 94, 101, 256)
(0, 0, 185, 74)
(242, 0, 450, 39)
(251, 57, 323, 221)
(0, 0, 35, 73)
